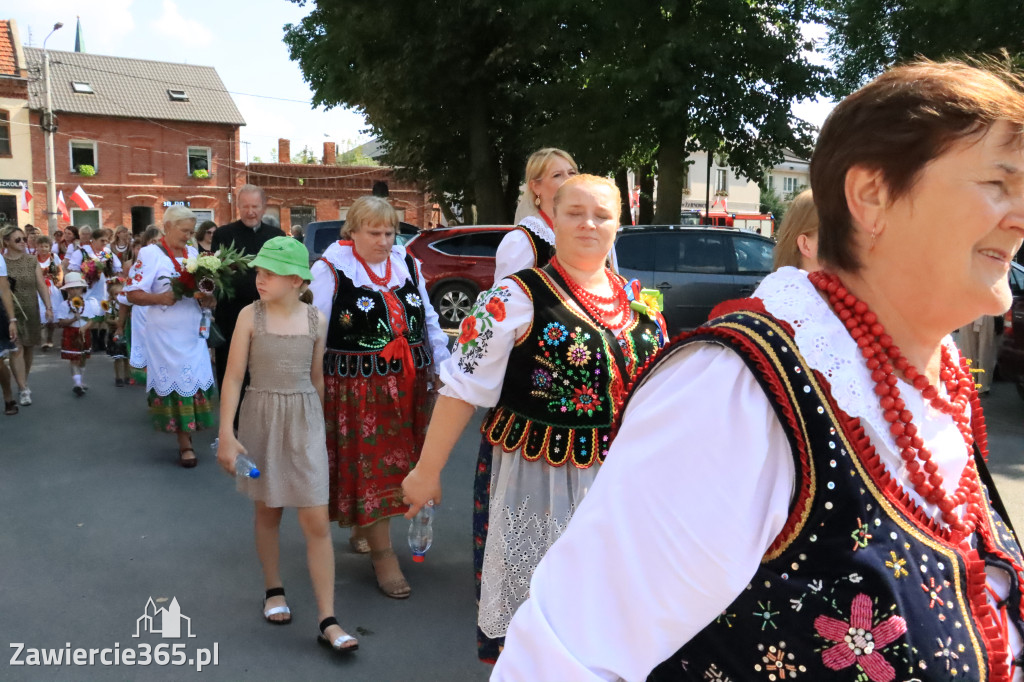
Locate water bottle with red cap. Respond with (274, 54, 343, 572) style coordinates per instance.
(407, 501, 434, 562)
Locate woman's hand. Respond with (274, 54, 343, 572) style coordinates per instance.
(216, 434, 247, 476)
(44, 308, 53, 324)
(7, 319, 16, 342)
(157, 290, 177, 307)
(196, 292, 216, 309)
(401, 465, 443, 518)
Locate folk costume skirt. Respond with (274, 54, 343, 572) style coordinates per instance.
(325, 368, 431, 527)
(60, 327, 91, 361)
(146, 386, 217, 433)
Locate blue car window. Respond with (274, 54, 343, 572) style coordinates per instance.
(732, 235, 774, 274)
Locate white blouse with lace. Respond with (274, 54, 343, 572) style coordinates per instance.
(493, 266, 1021, 682)
(440, 276, 642, 640)
(123, 244, 214, 397)
(309, 242, 450, 365)
(492, 215, 555, 283)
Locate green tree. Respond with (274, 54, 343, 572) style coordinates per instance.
(822, 0, 1024, 90)
(759, 184, 789, 226)
(292, 145, 319, 164)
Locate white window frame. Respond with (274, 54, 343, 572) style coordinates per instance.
(187, 147, 212, 176)
(715, 168, 728, 193)
(783, 176, 799, 194)
(69, 139, 98, 174)
(71, 208, 102, 230)
(767, 174, 775, 191)
(191, 209, 215, 224)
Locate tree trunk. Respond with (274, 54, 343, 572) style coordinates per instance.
(503, 161, 523, 224)
(654, 138, 685, 224)
(467, 95, 507, 224)
(614, 168, 630, 225)
(638, 163, 655, 225)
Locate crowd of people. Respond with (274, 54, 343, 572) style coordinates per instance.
(3, 58, 1024, 679)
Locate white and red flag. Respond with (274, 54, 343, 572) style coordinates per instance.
(19, 185, 32, 212)
(57, 190, 70, 222)
(70, 185, 94, 210)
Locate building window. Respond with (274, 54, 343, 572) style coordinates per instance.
(0, 111, 10, 157)
(681, 166, 689, 191)
(187, 147, 211, 175)
(71, 81, 95, 94)
(70, 140, 97, 173)
(715, 168, 728, 194)
(71, 208, 101, 230)
(168, 89, 189, 102)
(783, 176, 799, 194)
(290, 206, 315, 229)
(192, 209, 215, 224)
(767, 174, 775, 191)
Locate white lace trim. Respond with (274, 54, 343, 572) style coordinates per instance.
(518, 216, 555, 246)
(148, 362, 215, 397)
(318, 242, 413, 287)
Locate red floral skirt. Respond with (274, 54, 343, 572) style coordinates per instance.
(325, 369, 432, 527)
(61, 327, 91, 361)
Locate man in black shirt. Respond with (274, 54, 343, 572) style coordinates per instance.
(211, 184, 284, 389)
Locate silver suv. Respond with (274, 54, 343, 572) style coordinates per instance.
(616, 225, 775, 336)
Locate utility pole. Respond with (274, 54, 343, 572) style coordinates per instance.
(42, 22, 63, 235)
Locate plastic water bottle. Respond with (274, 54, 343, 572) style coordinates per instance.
(198, 308, 212, 339)
(235, 455, 260, 479)
(407, 502, 434, 562)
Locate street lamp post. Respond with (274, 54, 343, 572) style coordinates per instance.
(42, 22, 63, 235)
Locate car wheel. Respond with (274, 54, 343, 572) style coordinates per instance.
(432, 283, 477, 329)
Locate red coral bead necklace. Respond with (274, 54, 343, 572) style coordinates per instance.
(808, 270, 982, 536)
(550, 255, 631, 329)
(160, 238, 188, 276)
(352, 248, 392, 288)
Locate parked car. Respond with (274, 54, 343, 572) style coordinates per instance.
(616, 225, 775, 336)
(996, 261, 1024, 400)
(303, 220, 421, 264)
(405, 225, 515, 328)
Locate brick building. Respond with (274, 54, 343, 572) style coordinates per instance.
(248, 138, 432, 232)
(25, 47, 244, 234)
(0, 20, 31, 228)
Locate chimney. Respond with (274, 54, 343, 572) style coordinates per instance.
(323, 142, 337, 166)
(278, 139, 291, 163)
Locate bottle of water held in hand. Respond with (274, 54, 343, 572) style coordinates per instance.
(234, 455, 260, 479)
(407, 502, 434, 563)
(198, 308, 212, 339)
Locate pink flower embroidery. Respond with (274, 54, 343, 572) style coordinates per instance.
(814, 593, 907, 682)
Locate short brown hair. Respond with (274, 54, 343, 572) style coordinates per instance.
(812, 59, 1024, 272)
(772, 189, 818, 270)
(342, 196, 398, 238)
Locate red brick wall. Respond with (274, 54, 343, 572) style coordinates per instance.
(29, 112, 241, 234)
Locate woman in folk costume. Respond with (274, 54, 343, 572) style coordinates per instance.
(308, 196, 450, 600)
(496, 148, 578, 282)
(402, 174, 666, 663)
(494, 61, 1024, 682)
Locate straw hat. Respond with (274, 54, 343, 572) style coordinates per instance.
(61, 272, 88, 290)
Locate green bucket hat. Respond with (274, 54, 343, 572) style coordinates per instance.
(251, 236, 313, 281)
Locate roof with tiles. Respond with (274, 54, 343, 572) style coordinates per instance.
(24, 47, 245, 126)
(0, 21, 18, 76)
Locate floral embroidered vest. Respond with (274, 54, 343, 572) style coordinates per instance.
(516, 225, 554, 268)
(638, 304, 1024, 682)
(480, 266, 663, 468)
(321, 253, 433, 377)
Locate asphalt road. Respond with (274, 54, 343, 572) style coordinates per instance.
(0, 352, 1021, 681)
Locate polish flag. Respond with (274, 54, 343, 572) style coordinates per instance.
(19, 186, 32, 212)
(57, 190, 70, 222)
(70, 185, 95, 210)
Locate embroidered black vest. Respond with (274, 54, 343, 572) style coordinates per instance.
(637, 306, 1024, 682)
(321, 252, 433, 377)
(516, 225, 554, 268)
(481, 266, 663, 468)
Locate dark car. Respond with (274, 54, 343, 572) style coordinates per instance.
(405, 225, 515, 328)
(616, 225, 774, 336)
(303, 219, 420, 264)
(996, 261, 1024, 400)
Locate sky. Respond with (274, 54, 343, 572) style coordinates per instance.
(11, 1, 836, 164)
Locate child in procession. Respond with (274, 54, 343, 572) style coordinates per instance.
(56, 272, 101, 396)
(35, 235, 63, 351)
(215, 237, 358, 654)
(105, 278, 130, 387)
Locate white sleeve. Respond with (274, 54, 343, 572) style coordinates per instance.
(438, 279, 532, 408)
(67, 248, 83, 272)
(124, 247, 159, 295)
(492, 230, 535, 284)
(0, 257, 6, 277)
(309, 259, 335, 319)
(415, 257, 451, 365)
(492, 343, 796, 682)
(111, 253, 122, 274)
(83, 297, 104, 319)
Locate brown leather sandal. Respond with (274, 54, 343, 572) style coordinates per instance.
(370, 548, 411, 599)
(178, 448, 198, 468)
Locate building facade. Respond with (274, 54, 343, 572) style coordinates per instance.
(0, 20, 32, 228)
(25, 47, 244, 234)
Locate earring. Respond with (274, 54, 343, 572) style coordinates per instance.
(534, 196, 541, 207)
(869, 223, 878, 251)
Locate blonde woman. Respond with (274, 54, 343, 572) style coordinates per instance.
(771, 188, 819, 271)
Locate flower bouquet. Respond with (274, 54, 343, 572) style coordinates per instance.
(162, 244, 253, 301)
(81, 251, 115, 286)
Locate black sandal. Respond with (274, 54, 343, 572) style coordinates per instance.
(4, 401, 17, 416)
(178, 448, 198, 468)
(317, 616, 358, 653)
(263, 587, 292, 625)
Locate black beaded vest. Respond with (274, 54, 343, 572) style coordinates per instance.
(516, 222, 555, 268)
(636, 302, 1024, 682)
(320, 249, 433, 378)
(480, 265, 663, 468)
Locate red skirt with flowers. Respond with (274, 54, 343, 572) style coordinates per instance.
(61, 327, 91, 361)
(325, 367, 432, 527)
